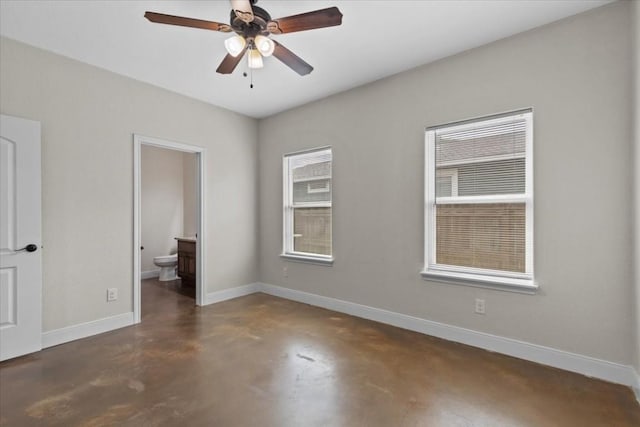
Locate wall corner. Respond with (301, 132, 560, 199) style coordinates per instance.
(632, 0, 640, 377)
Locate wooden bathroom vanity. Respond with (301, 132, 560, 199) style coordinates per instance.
(175, 237, 196, 287)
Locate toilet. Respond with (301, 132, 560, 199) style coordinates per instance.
(153, 254, 178, 281)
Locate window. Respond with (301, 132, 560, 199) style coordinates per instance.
(436, 169, 458, 197)
(282, 147, 333, 264)
(307, 181, 330, 194)
(422, 110, 535, 291)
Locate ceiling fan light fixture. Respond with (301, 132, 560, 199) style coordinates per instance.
(224, 35, 246, 57)
(248, 49, 264, 69)
(254, 35, 275, 57)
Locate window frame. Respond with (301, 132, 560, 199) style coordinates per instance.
(281, 147, 334, 265)
(421, 110, 536, 293)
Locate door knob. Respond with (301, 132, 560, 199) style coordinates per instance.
(15, 244, 38, 253)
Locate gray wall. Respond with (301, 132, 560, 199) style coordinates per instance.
(183, 152, 198, 238)
(0, 37, 259, 332)
(633, 0, 640, 375)
(258, 2, 634, 364)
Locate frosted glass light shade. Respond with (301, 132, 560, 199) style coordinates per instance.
(248, 49, 264, 69)
(224, 35, 246, 57)
(254, 35, 275, 57)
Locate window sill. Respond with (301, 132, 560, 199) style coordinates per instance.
(421, 269, 538, 294)
(280, 253, 334, 266)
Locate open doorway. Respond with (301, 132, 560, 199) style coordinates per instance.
(133, 134, 206, 324)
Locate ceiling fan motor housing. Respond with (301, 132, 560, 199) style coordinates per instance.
(230, 6, 271, 41)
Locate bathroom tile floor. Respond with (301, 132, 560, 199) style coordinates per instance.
(0, 279, 639, 426)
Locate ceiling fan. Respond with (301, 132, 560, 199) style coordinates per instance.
(144, 0, 343, 76)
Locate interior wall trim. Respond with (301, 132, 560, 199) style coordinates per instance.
(41, 312, 134, 349)
(634, 369, 640, 403)
(133, 133, 207, 324)
(141, 270, 160, 280)
(204, 283, 261, 305)
(257, 282, 638, 389)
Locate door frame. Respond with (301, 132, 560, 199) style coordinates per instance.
(133, 134, 206, 323)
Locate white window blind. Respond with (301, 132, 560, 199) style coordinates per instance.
(424, 110, 534, 290)
(283, 147, 333, 263)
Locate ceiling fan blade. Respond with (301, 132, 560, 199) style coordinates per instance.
(272, 41, 313, 76)
(216, 48, 248, 74)
(267, 7, 343, 34)
(144, 12, 232, 32)
(230, 0, 254, 23)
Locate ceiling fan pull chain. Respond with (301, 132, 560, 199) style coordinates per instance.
(250, 67, 254, 89)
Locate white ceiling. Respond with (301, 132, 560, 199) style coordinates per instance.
(0, 0, 611, 118)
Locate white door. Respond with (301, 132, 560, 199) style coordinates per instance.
(0, 114, 42, 361)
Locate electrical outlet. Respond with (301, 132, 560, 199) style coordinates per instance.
(107, 288, 118, 302)
(283, 266, 288, 278)
(475, 298, 486, 315)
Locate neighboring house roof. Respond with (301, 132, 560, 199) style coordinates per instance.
(293, 161, 331, 182)
(436, 122, 526, 165)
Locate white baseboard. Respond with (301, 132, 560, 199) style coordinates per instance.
(204, 283, 261, 305)
(257, 282, 638, 388)
(42, 312, 135, 348)
(141, 269, 160, 279)
(36, 281, 639, 391)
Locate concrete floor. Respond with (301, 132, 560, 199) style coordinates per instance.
(1, 278, 639, 426)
